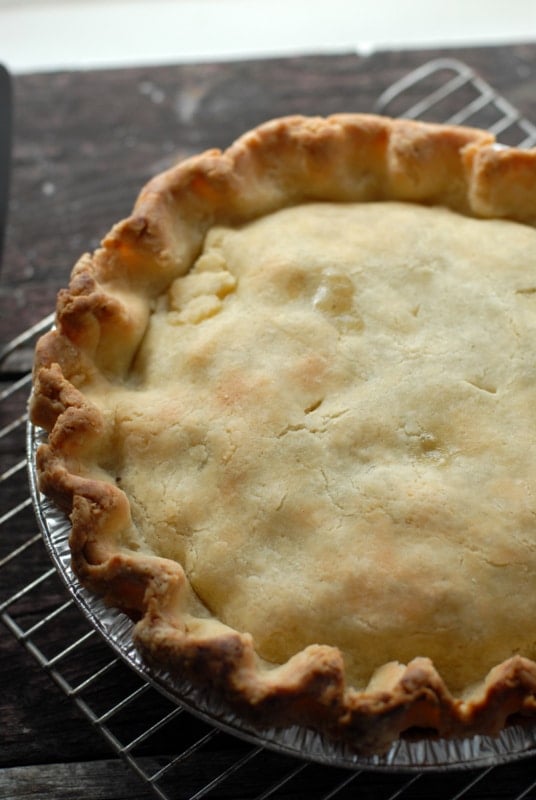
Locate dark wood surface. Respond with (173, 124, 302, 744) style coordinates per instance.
(2, 44, 536, 800)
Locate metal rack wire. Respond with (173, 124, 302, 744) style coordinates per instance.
(2, 58, 536, 800)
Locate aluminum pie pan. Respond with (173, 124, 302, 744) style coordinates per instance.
(27, 418, 536, 773)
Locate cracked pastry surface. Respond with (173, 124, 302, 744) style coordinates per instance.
(93, 200, 536, 693)
(31, 114, 536, 753)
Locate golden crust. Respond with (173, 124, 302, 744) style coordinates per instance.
(31, 114, 536, 754)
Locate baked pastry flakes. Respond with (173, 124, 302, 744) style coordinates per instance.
(31, 114, 536, 754)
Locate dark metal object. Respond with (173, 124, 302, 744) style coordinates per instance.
(0, 64, 12, 271)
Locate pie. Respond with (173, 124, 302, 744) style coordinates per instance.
(30, 114, 536, 754)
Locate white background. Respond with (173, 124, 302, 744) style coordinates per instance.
(1, 0, 536, 74)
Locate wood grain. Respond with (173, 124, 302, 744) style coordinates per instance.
(1, 761, 153, 800)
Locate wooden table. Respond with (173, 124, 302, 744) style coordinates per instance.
(1, 44, 536, 800)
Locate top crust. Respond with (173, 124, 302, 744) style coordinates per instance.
(31, 114, 536, 754)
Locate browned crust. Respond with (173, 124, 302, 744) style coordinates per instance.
(30, 114, 536, 754)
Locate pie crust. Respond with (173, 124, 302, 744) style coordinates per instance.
(30, 114, 536, 754)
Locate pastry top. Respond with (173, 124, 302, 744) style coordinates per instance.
(113, 199, 536, 695)
(31, 114, 536, 753)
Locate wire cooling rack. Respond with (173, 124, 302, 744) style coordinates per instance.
(2, 58, 536, 800)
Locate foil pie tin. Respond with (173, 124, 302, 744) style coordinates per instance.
(27, 419, 536, 772)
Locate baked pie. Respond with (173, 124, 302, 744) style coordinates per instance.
(30, 114, 536, 754)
